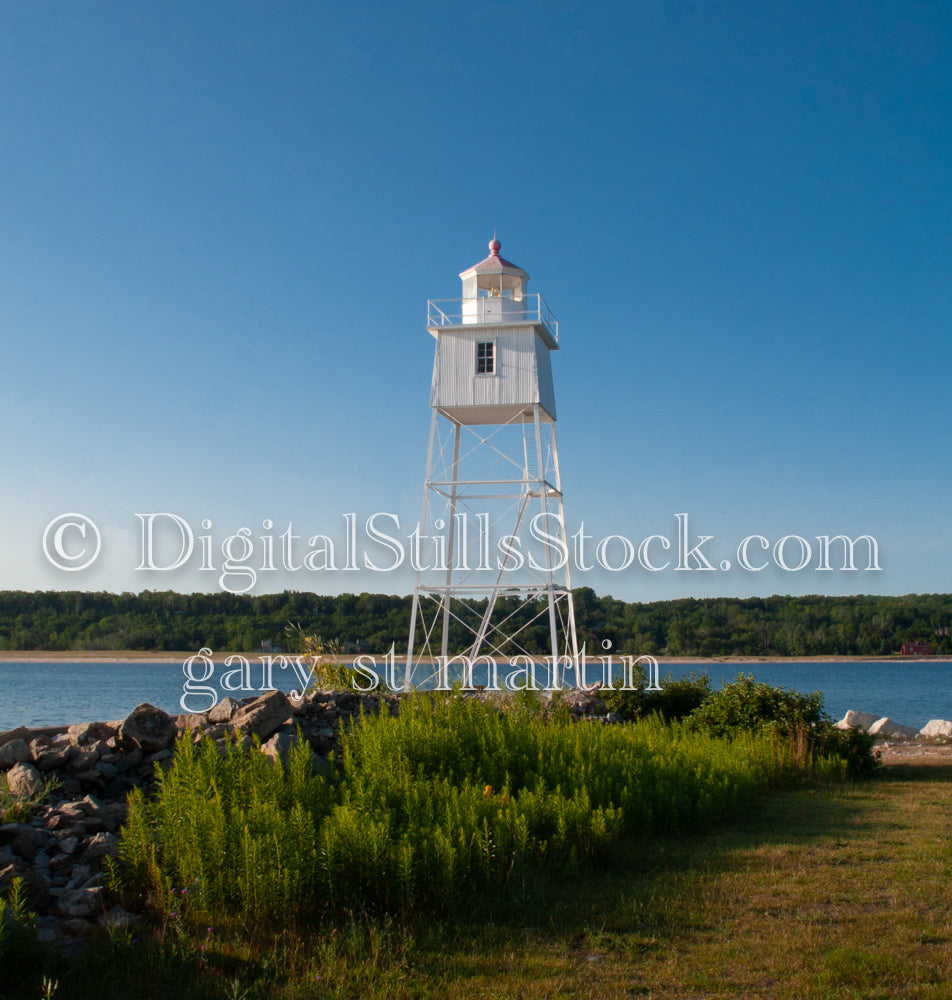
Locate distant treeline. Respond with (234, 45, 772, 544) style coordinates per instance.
(0, 589, 950, 657)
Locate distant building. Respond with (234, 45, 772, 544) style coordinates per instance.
(900, 641, 934, 656)
(259, 639, 282, 654)
(342, 639, 372, 654)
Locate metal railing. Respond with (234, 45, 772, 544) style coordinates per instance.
(427, 294, 559, 342)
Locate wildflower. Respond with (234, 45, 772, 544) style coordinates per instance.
(483, 785, 493, 797)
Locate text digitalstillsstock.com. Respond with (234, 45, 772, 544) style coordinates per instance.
(44, 512, 882, 594)
(179, 646, 663, 713)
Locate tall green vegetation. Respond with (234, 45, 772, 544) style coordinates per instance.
(111, 694, 855, 929)
(604, 671, 880, 777)
(688, 674, 881, 777)
(0, 878, 44, 989)
(283, 625, 356, 692)
(4, 750, 946, 1000)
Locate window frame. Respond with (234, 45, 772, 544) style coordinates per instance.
(475, 340, 496, 376)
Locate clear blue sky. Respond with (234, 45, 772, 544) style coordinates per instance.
(1, 0, 948, 603)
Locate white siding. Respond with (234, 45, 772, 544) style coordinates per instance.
(534, 333, 557, 420)
(431, 325, 556, 421)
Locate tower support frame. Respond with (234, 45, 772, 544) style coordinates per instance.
(404, 401, 578, 689)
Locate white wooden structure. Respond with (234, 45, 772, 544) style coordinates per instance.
(405, 239, 578, 688)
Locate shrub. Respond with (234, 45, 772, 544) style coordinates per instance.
(812, 724, 881, 777)
(602, 668, 712, 722)
(687, 673, 825, 737)
(687, 673, 879, 777)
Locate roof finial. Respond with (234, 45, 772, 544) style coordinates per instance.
(488, 234, 501, 256)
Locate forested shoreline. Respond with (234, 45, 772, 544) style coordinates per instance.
(0, 589, 949, 657)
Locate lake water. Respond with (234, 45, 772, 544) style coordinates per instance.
(1, 658, 951, 733)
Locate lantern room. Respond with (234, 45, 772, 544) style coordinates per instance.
(460, 238, 529, 324)
(427, 238, 559, 425)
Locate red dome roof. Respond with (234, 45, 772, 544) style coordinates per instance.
(459, 238, 528, 279)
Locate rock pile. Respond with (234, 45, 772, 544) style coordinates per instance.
(0, 687, 400, 949)
(835, 710, 952, 765)
(834, 710, 952, 741)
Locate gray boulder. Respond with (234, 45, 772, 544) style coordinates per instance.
(66, 746, 102, 775)
(58, 886, 102, 918)
(207, 696, 238, 723)
(34, 742, 77, 771)
(868, 717, 920, 739)
(231, 690, 292, 741)
(835, 710, 880, 731)
(919, 719, 952, 739)
(561, 685, 606, 717)
(119, 703, 176, 752)
(0, 823, 41, 860)
(260, 729, 299, 763)
(5, 762, 44, 798)
(0, 738, 32, 771)
(175, 713, 207, 732)
(81, 832, 119, 864)
(67, 721, 116, 746)
(0, 726, 31, 748)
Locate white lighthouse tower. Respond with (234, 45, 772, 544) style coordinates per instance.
(405, 239, 578, 688)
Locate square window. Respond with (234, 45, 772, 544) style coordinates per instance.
(476, 341, 495, 375)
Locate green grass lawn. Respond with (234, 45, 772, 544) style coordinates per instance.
(355, 762, 952, 1000)
(20, 761, 952, 1000)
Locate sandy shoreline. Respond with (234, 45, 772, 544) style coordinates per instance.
(0, 650, 950, 664)
(0, 650, 242, 662)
